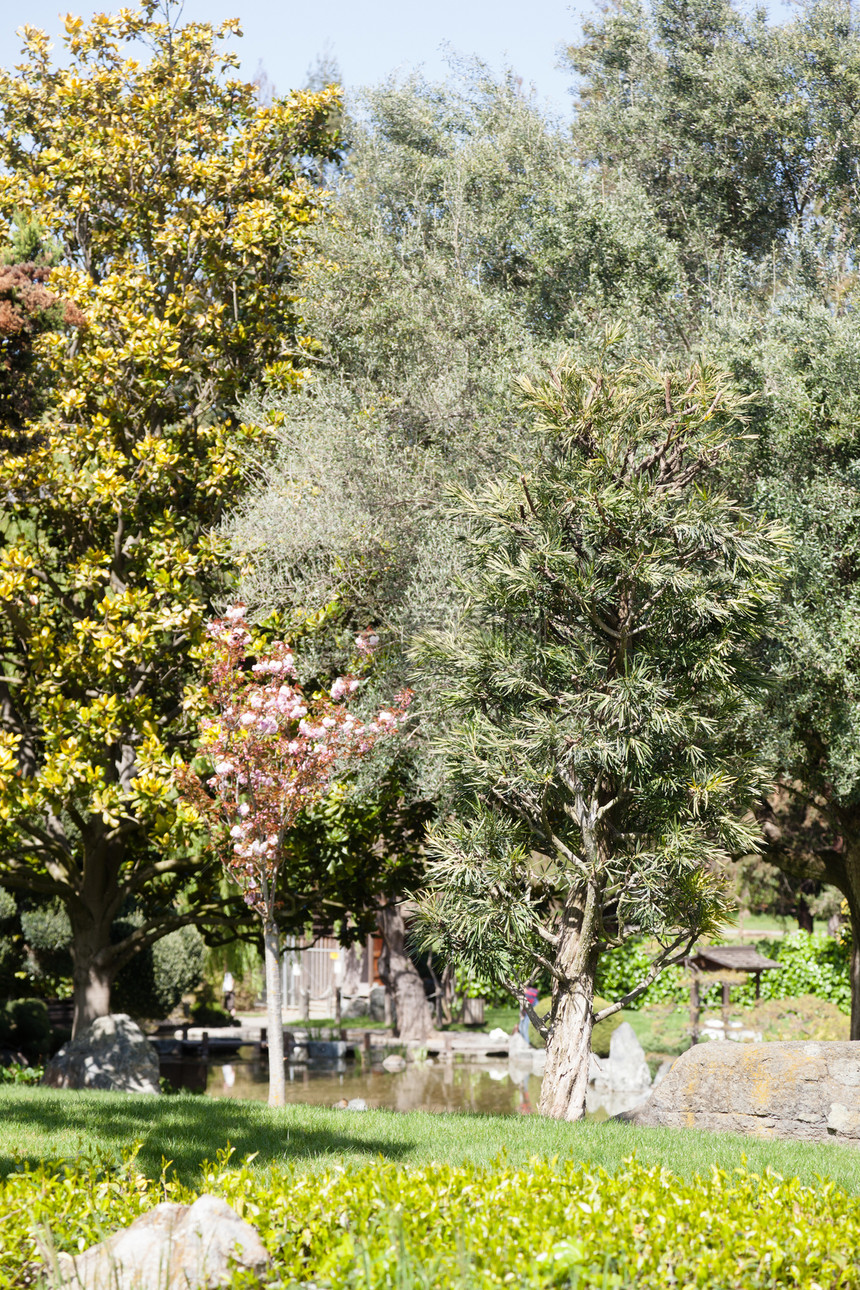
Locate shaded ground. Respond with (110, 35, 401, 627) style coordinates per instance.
(3, 1086, 860, 1193)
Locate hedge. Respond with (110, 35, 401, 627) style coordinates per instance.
(4, 1148, 860, 1287)
(596, 931, 852, 1014)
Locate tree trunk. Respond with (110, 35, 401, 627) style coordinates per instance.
(70, 905, 116, 1039)
(71, 956, 113, 1038)
(538, 903, 599, 1121)
(263, 918, 285, 1108)
(378, 903, 435, 1040)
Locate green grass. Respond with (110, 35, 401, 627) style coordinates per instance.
(3, 1085, 860, 1194)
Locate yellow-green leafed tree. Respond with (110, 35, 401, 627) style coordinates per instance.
(0, 2, 341, 1034)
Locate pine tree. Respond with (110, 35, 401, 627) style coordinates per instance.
(415, 345, 788, 1119)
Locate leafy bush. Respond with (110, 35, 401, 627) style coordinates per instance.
(190, 1003, 237, 1029)
(595, 931, 851, 1013)
(2, 1148, 860, 1288)
(0, 1062, 43, 1085)
(113, 924, 205, 1021)
(0, 998, 51, 1060)
(748, 994, 848, 1042)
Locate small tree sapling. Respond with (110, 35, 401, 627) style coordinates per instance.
(179, 607, 409, 1106)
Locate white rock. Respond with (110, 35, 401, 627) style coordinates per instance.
(508, 1031, 533, 1061)
(486, 1027, 510, 1044)
(43, 1015, 160, 1095)
(51, 1194, 270, 1289)
(592, 1022, 651, 1093)
(382, 1054, 406, 1073)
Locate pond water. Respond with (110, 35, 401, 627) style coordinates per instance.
(162, 1048, 544, 1114)
(159, 1048, 634, 1117)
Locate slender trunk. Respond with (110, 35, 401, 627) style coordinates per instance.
(378, 903, 435, 1040)
(263, 918, 285, 1108)
(841, 854, 860, 1040)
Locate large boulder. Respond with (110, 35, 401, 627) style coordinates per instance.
(625, 1040, 860, 1144)
(43, 1013, 160, 1094)
(49, 1194, 270, 1289)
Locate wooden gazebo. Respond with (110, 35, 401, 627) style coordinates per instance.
(686, 944, 781, 1044)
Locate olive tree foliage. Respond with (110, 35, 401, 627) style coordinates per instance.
(566, 0, 860, 273)
(230, 68, 686, 693)
(413, 350, 788, 1120)
(709, 294, 860, 1033)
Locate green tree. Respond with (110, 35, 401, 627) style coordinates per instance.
(228, 70, 688, 1032)
(414, 349, 787, 1119)
(567, 0, 860, 271)
(713, 299, 860, 1034)
(0, 3, 340, 1034)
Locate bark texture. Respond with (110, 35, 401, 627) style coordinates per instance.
(378, 903, 435, 1040)
(538, 908, 598, 1120)
(263, 919, 285, 1107)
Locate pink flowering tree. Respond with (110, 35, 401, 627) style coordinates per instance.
(178, 605, 409, 1107)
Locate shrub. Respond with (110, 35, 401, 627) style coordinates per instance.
(0, 998, 51, 1061)
(190, 1003, 237, 1029)
(113, 924, 205, 1021)
(2, 1149, 860, 1288)
(595, 931, 852, 1013)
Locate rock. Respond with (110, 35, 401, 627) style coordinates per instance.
(624, 1040, 860, 1144)
(591, 1022, 651, 1093)
(43, 1015, 160, 1095)
(652, 1057, 675, 1089)
(368, 985, 387, 1023)
(486, 1027, 510, 1045)
(51, 1194, 270, 1289)
(382, 1054, 406, 1073)
(342, 994, 370, 1019)
(508, 1030, 533, 1061)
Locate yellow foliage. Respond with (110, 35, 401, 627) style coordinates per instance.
(0, 4, 340, 924)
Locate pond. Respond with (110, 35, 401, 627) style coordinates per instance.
(159, 1048, 638, 1118)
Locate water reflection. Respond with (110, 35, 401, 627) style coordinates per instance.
(196, 1052, 544, 1114)
(160, 1049, 642, 1118)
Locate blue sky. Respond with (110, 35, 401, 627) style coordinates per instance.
(0, 0, 797, 118)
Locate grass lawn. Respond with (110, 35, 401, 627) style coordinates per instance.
(2, 1085, 860, 1193)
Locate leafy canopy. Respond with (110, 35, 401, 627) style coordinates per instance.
(0, 2, 340, 999)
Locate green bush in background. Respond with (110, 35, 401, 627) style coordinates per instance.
(595, 931, 851, 1013)
(113, 924, 205, 1021)
(0, 998, 50, 1062)
(2, 1149, 859, 1289)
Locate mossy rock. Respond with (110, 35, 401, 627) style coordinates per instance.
(528, 995, 626, 1056)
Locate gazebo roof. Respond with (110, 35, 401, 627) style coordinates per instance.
(688, 945, 781, 973)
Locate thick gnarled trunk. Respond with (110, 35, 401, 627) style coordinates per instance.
(264, 918, 285, 1107)
(538, 890, 600, 1121)
(538, 973, 596, 1120)
(71, 956, 113, 1038)
(379, 903, 435, 1040)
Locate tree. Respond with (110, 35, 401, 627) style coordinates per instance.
(566, 0, 860, 270)
(227, 71, 688, 1023)
(178, 606, 408, 1106)
(414, 348, 787, 1119)
(712, 299, 860, 1033)
(0, 3, 340, 1035)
